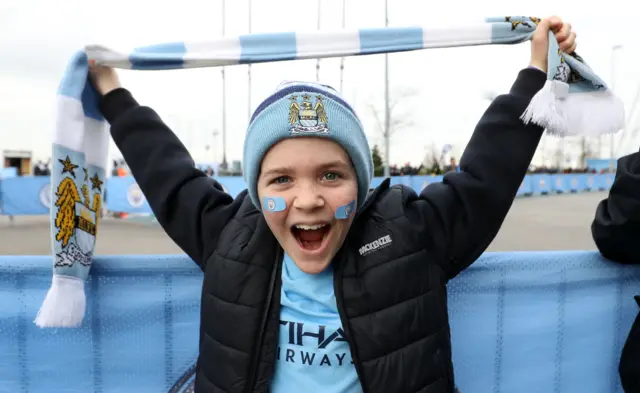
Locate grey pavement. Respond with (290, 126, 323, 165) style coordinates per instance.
(0, 192, 607, 256)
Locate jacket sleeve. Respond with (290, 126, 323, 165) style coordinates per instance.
(100, 88, 244, 270)
(591, 150, 640, 264)
(405, 67, 546, 279)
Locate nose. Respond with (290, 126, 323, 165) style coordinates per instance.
(292, 181, 324, 212)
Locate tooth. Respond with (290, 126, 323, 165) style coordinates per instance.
(295, 224, 326, 230)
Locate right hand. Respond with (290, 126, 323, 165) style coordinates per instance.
(88, 59, 122, 96)
(529, 16, 577, 73)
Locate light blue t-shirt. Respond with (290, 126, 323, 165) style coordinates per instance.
(270, 254, 363, 393)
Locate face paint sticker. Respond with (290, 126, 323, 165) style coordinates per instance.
(334, 200, 356, 220)
(263, 196, 287, 212)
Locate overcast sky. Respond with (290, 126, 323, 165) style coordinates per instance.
(1, 0, 639, 167)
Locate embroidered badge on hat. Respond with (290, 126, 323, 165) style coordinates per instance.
(288, 94, 329, 135)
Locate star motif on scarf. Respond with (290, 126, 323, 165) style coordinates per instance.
(58, 156, 78, 178)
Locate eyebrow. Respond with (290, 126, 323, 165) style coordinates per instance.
(261, 160, 350, 178)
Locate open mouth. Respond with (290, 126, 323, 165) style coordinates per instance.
(291, 223, 331, 252)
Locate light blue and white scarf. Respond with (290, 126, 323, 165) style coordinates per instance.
(36, 16, 624, 328)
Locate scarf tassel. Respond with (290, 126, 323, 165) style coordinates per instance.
(35, 275, 86, 328)
(522, 79, 625, 137)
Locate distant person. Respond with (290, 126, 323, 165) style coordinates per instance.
(33, 160, 48, 176)
(42, 159, 51, 176)
(89, 18, 575, 393)
(34, 161, 43, 176)
(591, 148, 640, 393)
(111, 160, 119, 176)
(445, 157, 459, 173)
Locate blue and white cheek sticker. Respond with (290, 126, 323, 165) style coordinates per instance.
(334, 200, 356, 220)
(263, 196, 287, 212)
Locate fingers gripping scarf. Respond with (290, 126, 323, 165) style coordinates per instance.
(35, 16, 624, 327)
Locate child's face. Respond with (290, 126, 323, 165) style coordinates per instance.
(257, 137, 358, 274)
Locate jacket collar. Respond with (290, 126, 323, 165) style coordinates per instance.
(354, 177, 391, 221)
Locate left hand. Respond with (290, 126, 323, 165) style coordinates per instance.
(529, 16, 577, 73)
(88, 60, 122, 97)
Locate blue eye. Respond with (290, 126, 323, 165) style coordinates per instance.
(273, 176, 290, 184)
(323, 172, 339, 181)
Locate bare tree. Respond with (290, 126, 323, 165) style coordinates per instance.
(368, 86, 419, 138)
(422, 142, 441, 173)
(367, 87, 419, 175)
(578, 137, 596, 168)
(554, 142, 565, 169)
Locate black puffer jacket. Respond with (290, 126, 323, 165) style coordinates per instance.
(591, 150, 640, 393)
(592, 150, 640, 265)
(101, 68, 546, 393)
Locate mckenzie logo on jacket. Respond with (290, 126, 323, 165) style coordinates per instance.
(359, 235, 392, 256)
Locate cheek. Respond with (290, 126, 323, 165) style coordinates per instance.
(335, 216, 354, 232)
(263, 210, 296, 246)
(263, 212, 288, 235)
(347, 181, 359, 201)
(329, 183, 358, 213)
(331, 216, 355, 249)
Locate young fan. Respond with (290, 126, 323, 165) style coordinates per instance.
(90, 16, 576, 393)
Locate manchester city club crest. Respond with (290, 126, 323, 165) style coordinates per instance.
(53, 157, 103, 268)
(127, 183, 146, 208)
(288, 94, 329, 135)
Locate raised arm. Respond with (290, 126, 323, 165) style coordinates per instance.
(591, 150, 640, 264)
(90, 65, 243, 270)
(403, 17, 576, 279)
(407, 67, 545, 279)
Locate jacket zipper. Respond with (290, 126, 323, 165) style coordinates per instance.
(244, 248, 282, 393)
(334, 255, 369, 393)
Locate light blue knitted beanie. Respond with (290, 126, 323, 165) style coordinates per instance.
(243, 81, 373, 212)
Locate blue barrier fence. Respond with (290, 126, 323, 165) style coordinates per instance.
(0, 173, 614, 215)
(0, 251, 637, 392)
(0, 167, 18, 178)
